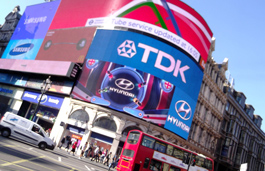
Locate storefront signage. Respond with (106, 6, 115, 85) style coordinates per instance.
(0, 88, 13, 94)
(22, 90, 64, 109)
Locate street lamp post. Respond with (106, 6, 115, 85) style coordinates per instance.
(32, 76, 52, 122)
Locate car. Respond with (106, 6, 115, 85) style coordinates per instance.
(0, 112, 55, 150)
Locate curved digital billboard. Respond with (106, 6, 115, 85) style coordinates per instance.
(73, 29, 203, 139)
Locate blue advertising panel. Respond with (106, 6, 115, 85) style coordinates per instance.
(11, 0, 61, 40)
(2, 39, 43, 60)
(22, 91, 64, 109)
(72, 29, 203, 139)
(0, 73, 27, 86)
(1, 0, 60, 60)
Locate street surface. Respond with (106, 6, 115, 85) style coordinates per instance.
(0, 136, 115, 171)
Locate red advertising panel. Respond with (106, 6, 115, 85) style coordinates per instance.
(36, 27, 96, 63)
(48, 0, 212, 67)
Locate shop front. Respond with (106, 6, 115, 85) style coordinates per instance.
(21, 90, 64, 131)
(0, 84, 24, 116)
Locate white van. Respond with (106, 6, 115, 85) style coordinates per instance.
(0, 112, 55, 150)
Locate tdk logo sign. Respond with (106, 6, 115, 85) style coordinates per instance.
(9, 43, 34, 56)
(117, 40, 136, 58)
(115, 78, 135, 90)
(117, 40, 189, 83)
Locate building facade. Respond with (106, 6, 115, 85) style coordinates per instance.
(188, 38, 228, 161)
(0, 6, 21, 57)
(216, 85, 265, 171)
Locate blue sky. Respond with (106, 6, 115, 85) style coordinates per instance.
(1, 0, 265, 131)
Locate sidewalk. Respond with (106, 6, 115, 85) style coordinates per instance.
(53, 147, 116, 171)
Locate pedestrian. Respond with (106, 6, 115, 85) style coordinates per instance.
(65, 139, 72, 151)
(100, 149, 107, 163)
(59, 136, 66, 149)
(84, 143, 93, 158)
(68, 140, 77, 156)
(108, 154, 119, 170)
(103, 151, 112, 166)
(78, 142, 88, 159)
(91, 146, 100, 162)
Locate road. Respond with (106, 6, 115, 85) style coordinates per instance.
(0, 136, 115, 171)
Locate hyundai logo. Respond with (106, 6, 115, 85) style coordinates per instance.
(115, 78, 134, 90)
(37, 94, 48, 104)
(9, 43, 34, 56)
(175, 100, 192, 120)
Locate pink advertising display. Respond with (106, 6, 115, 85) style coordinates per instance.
(48, 0, 212, 68)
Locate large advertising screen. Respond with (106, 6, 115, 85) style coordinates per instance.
(1, 0, 61, 60)
(49, 0, 212, 68)
(72, 29, 203, 139)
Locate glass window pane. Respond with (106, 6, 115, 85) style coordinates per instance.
(122, 149, 134, 157)
(127, 132, 140, 144)
(94, 117, 117, 132)
(142, 136, 155, 149)
(154, 141, 167, 153)
(166, 145, 174, 156)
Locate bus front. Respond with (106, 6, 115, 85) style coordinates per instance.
(117, 130, 142, 171)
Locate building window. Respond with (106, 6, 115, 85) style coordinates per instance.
(94, 117, 117, 132)
(69, 109, 89, 123)
(122, 126, 142, 137)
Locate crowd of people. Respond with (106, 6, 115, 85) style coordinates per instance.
(58, 136, 120, 169)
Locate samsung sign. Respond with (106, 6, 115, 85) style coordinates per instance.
(22, 91, 64, 109)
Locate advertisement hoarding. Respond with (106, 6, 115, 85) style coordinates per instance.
(1, 0, 61, 60)
(49, 0, 212, 67)
(72, 29, 203, 139)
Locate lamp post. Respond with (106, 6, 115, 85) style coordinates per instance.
(32, 76, 52, 122)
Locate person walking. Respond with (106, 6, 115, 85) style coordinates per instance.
(91, 146, 100, 162)
(103, 151, 112, 166)
(84, 143, 93, 158)
(78, 142, 88, 159)
(65, 139, 72, 151)
(59, 136, 66, 149)
(68, 140, 77, 156)
(108, 154, 119, 171)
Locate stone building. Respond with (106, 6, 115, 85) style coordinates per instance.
(216, 84, 265, 171)
(187, 37, 228, 161)
(0, 6, 21, 57)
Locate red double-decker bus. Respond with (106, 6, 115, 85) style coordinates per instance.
(117, 130, 214, 171)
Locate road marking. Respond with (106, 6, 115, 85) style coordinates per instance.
(0, 144, 16, 147)
(85, 165, 91, 170)
(28, 147, 33, 150)
(0, 159, 34, 171)
(58, 157, 61, 162)
(0, 156, 45, 166)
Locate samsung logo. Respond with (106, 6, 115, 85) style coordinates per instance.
(9, 43, 34, 56)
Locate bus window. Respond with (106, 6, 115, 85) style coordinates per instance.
(163, 163, 169, 171)
(166, 144, 173, 156)
(122, 149, 135, 157)
(143, 158, 150, 168)
(141, 135, 155, 149)
(195, 155, 205, 167)
(173, 147, 184, 160)
(154, 141, 167, 153)
(169, 166, 181, 171)
(205, 159, 213, 170)
(127, 131, 140, 144)
(150, 159, 162, 171)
